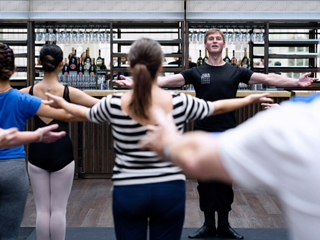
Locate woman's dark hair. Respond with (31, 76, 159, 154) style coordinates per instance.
(40, 44, 63, 72)
(0, 43, 15, 81)
(128, 38, 163, 119)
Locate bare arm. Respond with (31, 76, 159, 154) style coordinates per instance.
(157, 74, 185, 87)
(43, 92, 89, 120)
(212, 93, 273, 115)
(69, 87, 100, 107)
(36, 103, 87, 122)
(248, 72, 318, 87)
(0, 124, 66, 148)
(113, 74, 185, 88)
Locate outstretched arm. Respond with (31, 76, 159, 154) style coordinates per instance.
(0, 124, 66, 148)
(212, 93, 273, 115)
(139, 107, 232, 182)
(113, 74, 185, 88)
(43, 92, 89, 120)
(248, 72, 318, 87)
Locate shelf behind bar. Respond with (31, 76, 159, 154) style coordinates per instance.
(269, 53, 319, 58)
(113, 65, 182, 72)
(269, 39, 320, 46)
(0, 39, 27, 45)
(113, 39, 182, 44)
(113, 52, 183, 57)
(14, 53, 27, 58)
(268, 67, 319, 72)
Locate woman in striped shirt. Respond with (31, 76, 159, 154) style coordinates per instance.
(44, 38, 272, 240)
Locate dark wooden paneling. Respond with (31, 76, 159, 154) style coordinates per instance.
(81, 122, 115, 178)
(236, 97, 289, 125)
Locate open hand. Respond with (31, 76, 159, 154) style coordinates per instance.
(298, 72, 318, 87)
(37, 124, 66, 143)
(261, 103, 280, 110)
(42, 92, 66, 108)
(112, 75, 134, 87)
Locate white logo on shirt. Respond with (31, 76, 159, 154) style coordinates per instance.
(201, 73, 210, 84)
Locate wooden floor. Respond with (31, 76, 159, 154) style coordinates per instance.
(21, 178, 287, 228)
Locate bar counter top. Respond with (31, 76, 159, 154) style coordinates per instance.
(83, 89, 292, 98)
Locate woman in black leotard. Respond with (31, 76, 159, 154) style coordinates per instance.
(20, 44, 99, 240)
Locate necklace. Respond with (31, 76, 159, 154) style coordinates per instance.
(0, 86, 12, 93)
(47, 86, 51, 92)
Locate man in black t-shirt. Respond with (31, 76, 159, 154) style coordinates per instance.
(113, 31, 317, 239)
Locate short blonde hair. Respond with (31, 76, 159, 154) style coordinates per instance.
(204, 28, 225, 43)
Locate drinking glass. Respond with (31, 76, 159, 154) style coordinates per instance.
(48, 25, 56, 42)
(231, 26, 237, 43)
(197, 26, 204, 44)
(244, 26, 251, 43)
(190, 26, 197, 44)
(42, 25, 49, 42)
(76, 26, 83, 44)
(96, 25, 102, 43)
(251, 26, 257, 42)
(237, 26, 244, 43)
(82, 25, 88, 44)
(35, 25, 42, 42)
(258, 26, 264, 43)
(61, 25, 67, 44)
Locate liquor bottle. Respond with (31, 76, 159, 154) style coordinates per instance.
(197, 50, 203, 67)
(241, 48, 249, 68)
(77, 58, 84, 76)
(223, 48, 231, 64)
(89, 58, 96, 75)
(231, 50, 237, 66)
(96, 49, 102, 70)
(203, 49, 209, 63)
(84, 48, 91, 73)
(62, 58, 69, 76)
(68, 47, 78, 72)
(100, 58, 107, 70)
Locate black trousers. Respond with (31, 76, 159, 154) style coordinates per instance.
(197, 180, 233, 213)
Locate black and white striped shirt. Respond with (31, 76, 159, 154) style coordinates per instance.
(86, 92, 214, 186)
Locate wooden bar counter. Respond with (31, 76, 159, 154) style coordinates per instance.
(70, 89, 291, 178)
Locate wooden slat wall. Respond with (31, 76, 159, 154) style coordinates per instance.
(235, 97, 289, 125)
(81, 122, 115, 178)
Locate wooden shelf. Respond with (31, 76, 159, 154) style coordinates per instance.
(268, 53, 319, 58)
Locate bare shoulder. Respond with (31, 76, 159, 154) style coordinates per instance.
(20, 86, 31, 93)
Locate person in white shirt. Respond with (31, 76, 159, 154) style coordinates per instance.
(140, 91, 320, 240)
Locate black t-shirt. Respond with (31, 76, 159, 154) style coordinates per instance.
(181, 63, 253, 132)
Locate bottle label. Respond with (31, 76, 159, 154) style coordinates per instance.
(84, 63, 90, 71)
(96, 59, 102, 66)
(90, 72, 95, 76)
(78, 72, 83, 76)
(242, 65, 248, 68)
(70, 64, 76, 70)
(64, 72, 68, 76)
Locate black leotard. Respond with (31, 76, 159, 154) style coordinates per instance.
(28, 85, 74, 172)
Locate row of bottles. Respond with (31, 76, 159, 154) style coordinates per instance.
(61, 47, 107, 76)
(196, 48, 250, 68)
(224, 48, 250, 68)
